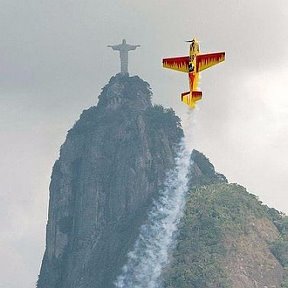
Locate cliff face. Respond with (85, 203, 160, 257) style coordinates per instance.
(188, 150, 227, 187)
(37, 74, 183, 288)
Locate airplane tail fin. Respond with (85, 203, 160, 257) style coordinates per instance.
(181, 91, 202, 108)
(181, 91, 190, 101)
(192, 91, 202, 101)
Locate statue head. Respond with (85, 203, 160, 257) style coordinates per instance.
(122, 39, 126, 44)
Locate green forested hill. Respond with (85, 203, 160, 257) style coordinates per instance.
(164, 182, 288, 288)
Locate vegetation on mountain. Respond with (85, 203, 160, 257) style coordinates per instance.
(188, 150, 227, 188)
(164, 183, 285, 287)
(268, 210, 288, 287)
(144, 105, 183, 149)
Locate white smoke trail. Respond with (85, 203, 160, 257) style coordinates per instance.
(114, 111, 195, 288)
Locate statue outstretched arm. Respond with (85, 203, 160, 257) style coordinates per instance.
(127, 44, 141, 50)
(107, 45, 121, 51)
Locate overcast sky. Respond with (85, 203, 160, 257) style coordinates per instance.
(1, 1, 288, 287)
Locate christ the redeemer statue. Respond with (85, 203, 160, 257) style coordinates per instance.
(107, 39, 140, 75)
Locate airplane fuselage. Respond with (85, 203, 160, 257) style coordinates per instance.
(187, 40, 201, 106)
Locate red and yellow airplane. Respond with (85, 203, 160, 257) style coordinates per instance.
(162, 38, 225, 108)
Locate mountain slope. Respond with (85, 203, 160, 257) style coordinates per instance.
(164, 153, 288, 288)
(37, 74, 183, 288)
(37, 74, 288, 288)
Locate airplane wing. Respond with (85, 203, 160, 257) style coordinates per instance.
(163, 56, 190, 73)
(196, 52, 225, 72)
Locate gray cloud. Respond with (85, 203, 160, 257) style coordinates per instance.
(0, 1, 287, 287)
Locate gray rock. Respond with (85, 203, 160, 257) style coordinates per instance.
(187, 149, 227, 189)
(37, 74, 183, 288)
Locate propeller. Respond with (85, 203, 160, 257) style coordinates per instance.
(186, 38, 196, 43)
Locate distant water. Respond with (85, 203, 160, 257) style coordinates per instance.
(114, 111, 195, 288)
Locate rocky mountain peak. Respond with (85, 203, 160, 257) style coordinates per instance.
(188, 149, 227, 188)
(97, 73, 152, 111)
(37, 74, 183, 288)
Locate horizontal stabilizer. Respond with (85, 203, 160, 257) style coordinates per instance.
(181, 91, 202, 108)
(192, 91, 202, 101)
(181, 91, 190, 101)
